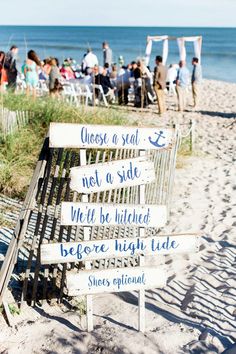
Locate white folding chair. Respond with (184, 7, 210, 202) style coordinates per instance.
(62, 83, 79, 106)
(128, 77, 135, 102)
(16, 77, 27, 93)
(74, 83, 93, 106)
(91, 84, 108, 107)
(36, 80, 49, 96)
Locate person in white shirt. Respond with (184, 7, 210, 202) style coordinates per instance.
(82, 49, 98, 73)
(166, 64, 178, 95)
(166, 64, 177, 84)
(81, 67, 92, 85)
(116, 66, 131, 105)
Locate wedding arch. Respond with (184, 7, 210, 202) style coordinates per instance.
(145, 35, 202, 66)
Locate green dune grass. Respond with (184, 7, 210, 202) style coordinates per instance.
(0, 93, 125, 199)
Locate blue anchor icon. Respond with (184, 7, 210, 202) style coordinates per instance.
(148, 130, 166, 148)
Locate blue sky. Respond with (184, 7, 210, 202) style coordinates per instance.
(1, 0, 236, 27)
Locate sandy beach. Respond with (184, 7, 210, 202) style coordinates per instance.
(0, 79, 236, 354)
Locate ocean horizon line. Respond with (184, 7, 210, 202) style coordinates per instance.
(0, 24, 236, 29)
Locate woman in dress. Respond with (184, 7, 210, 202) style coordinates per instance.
(0, 51, 8, 91)
(48, 58, 63, 97)
(24, 50, 41, 99)
(133, 59, 150, 108)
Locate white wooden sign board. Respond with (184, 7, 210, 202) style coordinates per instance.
(49, 123, 173, 150)
(40, 234, 199, 265)
(70, 155, 155, 194)
(60, 202, 167, 227)
(66, 266, 166, 296)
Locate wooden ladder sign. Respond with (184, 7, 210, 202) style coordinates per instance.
(46, 123, 175, 332)
(69, 155, 155, 194)
(49, 123, 173, 150)
(41, 234, 199, 265)
(60, 202, 167, 227)
(66, 267, 166, 296)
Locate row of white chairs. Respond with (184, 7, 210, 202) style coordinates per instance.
(16, 79, 109, 107)
(62, 82, 109, 107)
(15, 78, 177, 107)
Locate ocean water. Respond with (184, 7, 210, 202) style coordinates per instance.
(0, 26, 236, 83)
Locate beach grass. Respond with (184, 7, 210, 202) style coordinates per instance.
(176, 136, 195, 169)
(0, 93, 194, 199)
(0, 93, 125, 199)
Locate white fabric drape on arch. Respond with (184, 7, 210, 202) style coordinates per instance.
(145, 35, 168, 66)
(177, 36, 202, 63)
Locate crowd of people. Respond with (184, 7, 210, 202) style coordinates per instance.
(0, 42, 202, 114)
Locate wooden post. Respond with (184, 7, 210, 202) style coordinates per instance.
(80, 149, 93, 332)
(138, 150, 146, 332)
(2, 301, 14, 327)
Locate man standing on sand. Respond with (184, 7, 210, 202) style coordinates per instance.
(4, 45, 19, 91)
(176, 60, 190, 112)
(191, 57, 202, 108)
(102, 41, 112, 67)
(82, 48, 98, 73)
(153, 55, 167, 115)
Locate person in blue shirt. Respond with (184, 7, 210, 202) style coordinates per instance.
(191, 57, 202, 108)
(176, 60, 190, 112)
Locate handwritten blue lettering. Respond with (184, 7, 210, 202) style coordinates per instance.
(60, 242, 109, 260)
(106, 172, 114, 184)
(151, 237, 179, 252)
(99, 207, 112, 224)
(115, 207, 150, 226)
(121, 129, 140, 147)
(81, 127, 109, 146)
(117, 162, 141, 183)
(82, 169, 102, 189)
(113, 272, 146, 290)
(112, 133, 118, 145)
(88, 275, 110, 287)
(71, 206, 96, 224)
(115, 238, 146, 256)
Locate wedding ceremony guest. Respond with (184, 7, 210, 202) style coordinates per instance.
(133, 61, 142, 107)
(38, 61, 48, 81)
(81, 67, 93, 84)
(104, 62, 110, 75)
(0, 51, 8, 90)
(102, 41, 112, 67)
(42, 58, 51, 78)
(166, 64, 178, 95)
(153, 55, 167, 115)
(110, 64, 118, 79)
(176, 60, 190, 112)
(118, 55, 124, 67)
(130, 61, 137, 78)
(109, 63, 117, 88)
(24, 50, 41, 99)
(82, 48, 98, 73)
(48, 58, 63, 97)
(60, 59, 75, 80)
(133, 59, 150, 108)
(4, 45, 19, 91)
(140, 58, 153, 104)
(116, 65, 131, 105)
(94, 66, 115, 103)
(191, 57, 202, 108)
